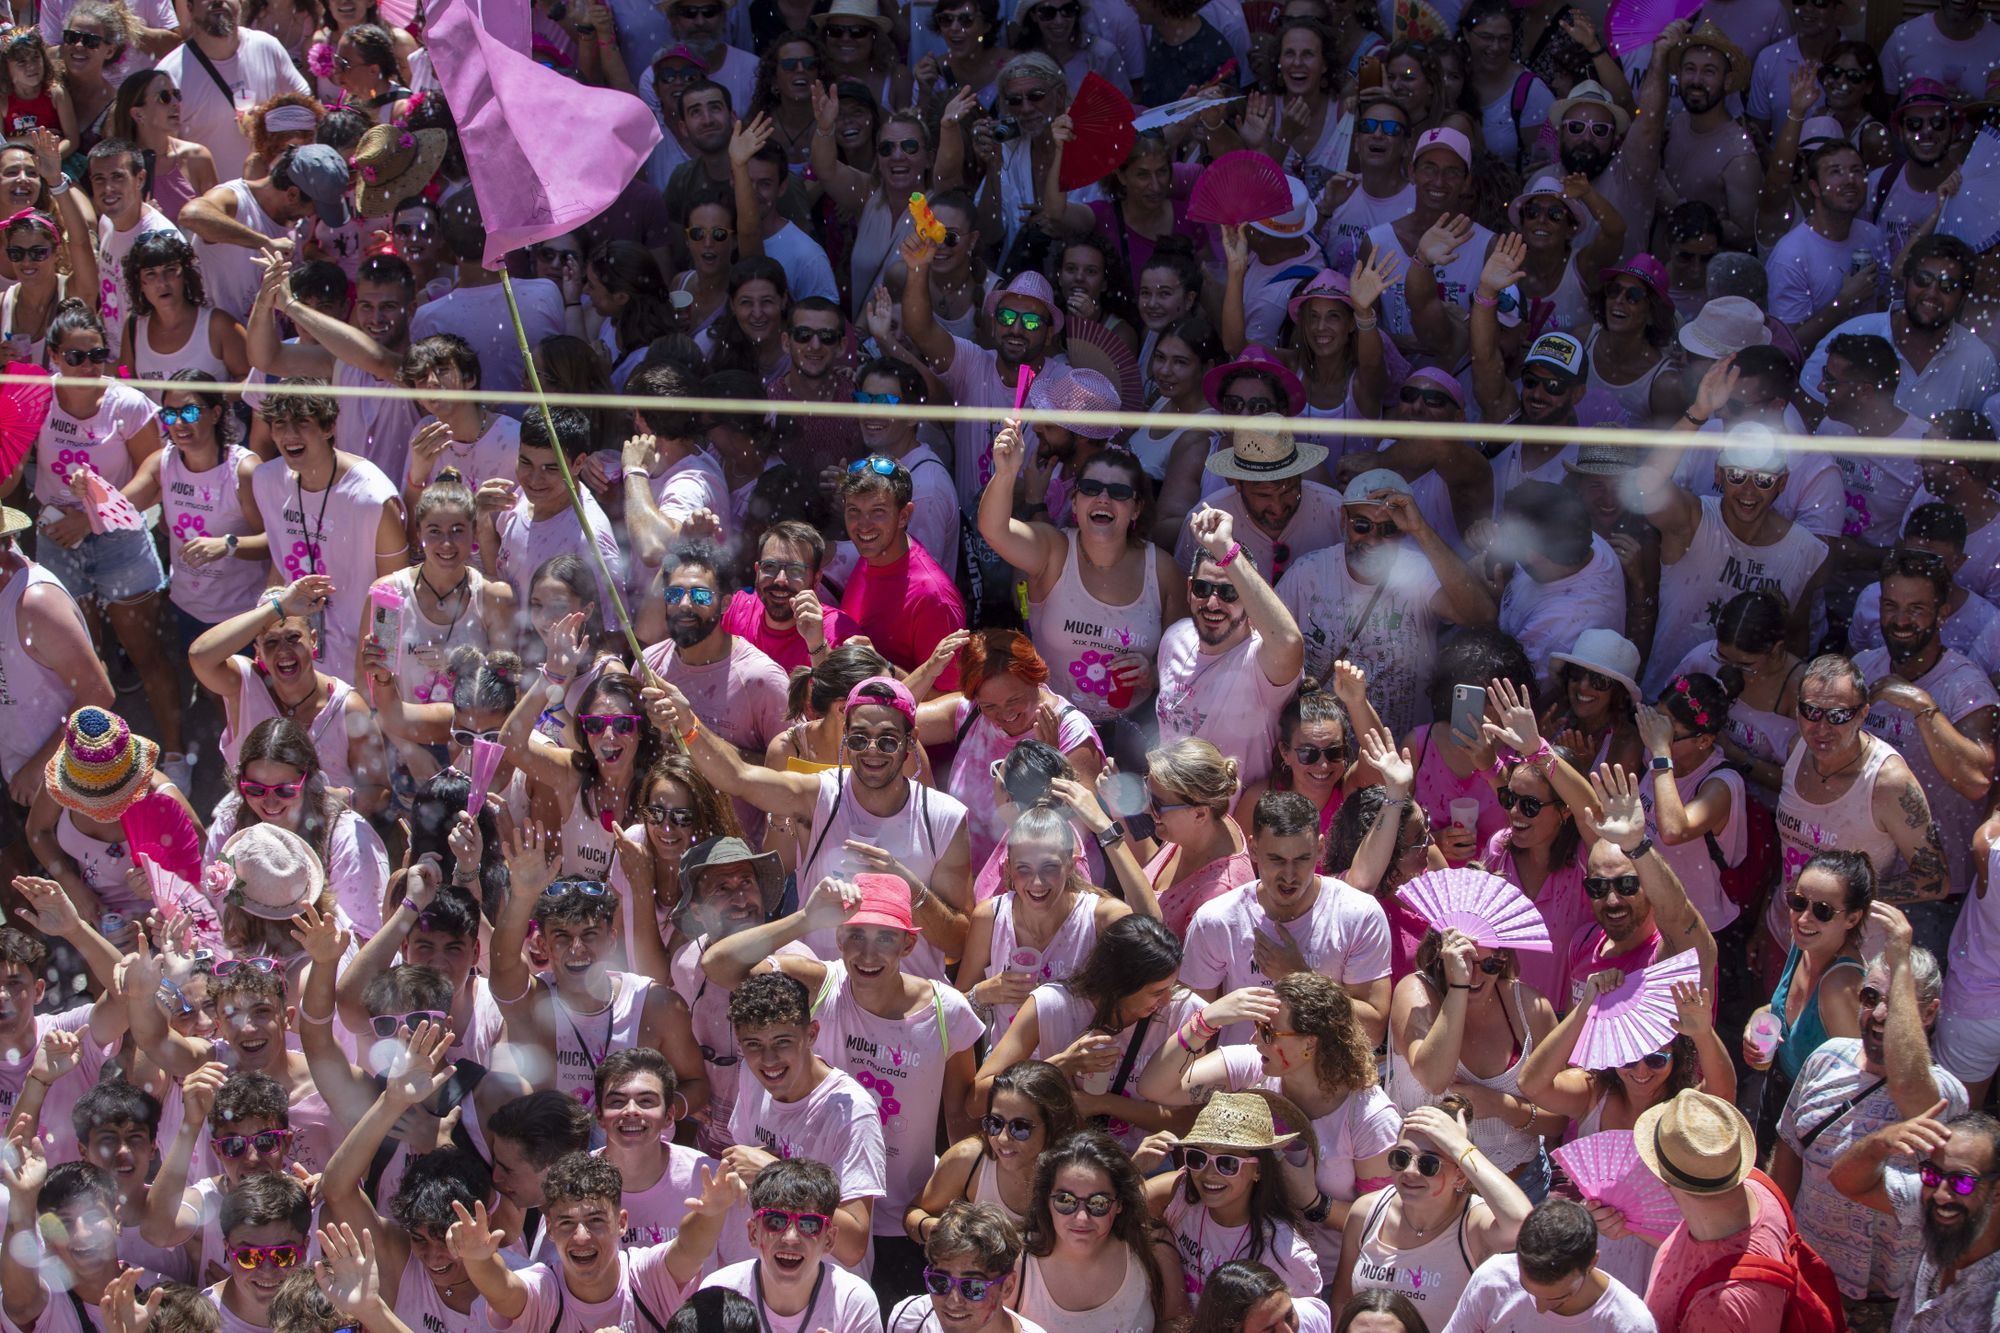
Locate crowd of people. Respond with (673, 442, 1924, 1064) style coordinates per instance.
(0, 0, 1997, 1330)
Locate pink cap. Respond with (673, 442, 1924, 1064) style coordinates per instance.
(1404, 365, 1465, 408)
(1897, 78, 1951, 111)
(846, 872, 915, 933)
(846, 674, 917, 723)
(655, 44, 709, 70)
(1412, 127, 1472, 169)
(1598, 253, 1669, 301)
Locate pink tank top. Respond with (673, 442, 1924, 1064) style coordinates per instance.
(560, 785, 620, 880)
(1409, 724, 1506, 865)
(1028, 533, 1165, 723)
(545, 969, 650, 1107)
(986, 890, 1099, 1042)
(394, 1250, 462, 1333)
(161, 443, 267, 624)
(0, 562, 83, 780)
(376, 566, 495, 704)
(56, 809, 149, 915)
(1016, 1248, 1154, 1333)
(1771, 733, 1898, 949)
(219, 656, 360, 792)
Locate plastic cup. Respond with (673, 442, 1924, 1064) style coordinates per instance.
(1745, 1008, 1781, 1071)
(1449, 798, 1480, 832)
(1008, 947, 1042, 976)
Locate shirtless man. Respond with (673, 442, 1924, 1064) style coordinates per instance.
(1660, 22, 1761, 248)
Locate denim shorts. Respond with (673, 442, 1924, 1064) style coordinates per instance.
(37, 526, 168, 605)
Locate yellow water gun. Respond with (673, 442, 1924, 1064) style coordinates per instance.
(908, 192, 946, 244)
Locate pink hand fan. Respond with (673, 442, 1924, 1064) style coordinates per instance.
(1013, 364, 1036, 411)
(0, 362, 51, 483)
(1605, 0, 1703, 56)
(1571, 949, 1703, 1070)
(1551, 1130, 1683, 1241)
(466, 738, 506, 812)
(1187, 151, 1293, 227)
(1396, 867, 1553, 952)
(122, 790, 202, 886)
(78, 467, 144, 534)
(138, 855, 224, 954)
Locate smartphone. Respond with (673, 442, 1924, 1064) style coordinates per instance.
(1449, 684, 1487, 743)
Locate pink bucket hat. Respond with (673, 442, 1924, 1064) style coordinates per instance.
(220, 824, 326, 920)
(846, 872, 915, 933)
(1026, 366, 1121, 438)
(1286, 269, 1353, 324)
(982, 271, 1066, 337)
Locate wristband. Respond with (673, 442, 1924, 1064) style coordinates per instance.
(1683, 409, 1709, 426)
(680, 724, 700, 747)
(1518, 1100, 1539, 1130)
(1473, 291, 1498, 308)
(297, 1001, 336, 1026)
(1446, 981, 1472, 990)
(1527, 739, 1555, 768)
(268, 593, 287, 621)
(1215, 540, 1241, 569)
(1353, 311, 1379, 331)
(1621, 836, 1654, 861)
(1917, 705, 1941, 723)
(541, 664, 570, 686)
(46, 175, 68, 196)
(1381, 796, 1411, 808)
(1456, 1143, 1479, 1167)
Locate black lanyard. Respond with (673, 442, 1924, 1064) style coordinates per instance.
(291, 470, 335, 575)
(752, 1259, 827, 1333)
(558, 983, 617, 1072)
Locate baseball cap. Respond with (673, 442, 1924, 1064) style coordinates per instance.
(1342, 467, 1414, 505)
(285, 144, 353, 228)
(1412, 127, 1471, 169)
(846, 675, 917, 723)
(1524, 332, 1587, 380)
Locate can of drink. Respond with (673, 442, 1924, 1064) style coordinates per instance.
(1850, 248, 1874, 273)
(99, 912, 124, 937)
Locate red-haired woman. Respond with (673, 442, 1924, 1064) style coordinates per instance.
(913, 629, 1106, 868)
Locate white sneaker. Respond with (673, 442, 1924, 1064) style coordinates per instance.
(161, 752, 194, 791)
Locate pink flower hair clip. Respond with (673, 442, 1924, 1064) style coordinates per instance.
(1672, 676, 1710, 728)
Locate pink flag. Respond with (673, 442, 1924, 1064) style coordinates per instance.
(426, 0, 660, 268)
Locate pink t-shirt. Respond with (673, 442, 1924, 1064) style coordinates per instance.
(1409, 724, 1508, 867)
(1155, 621, 1302, 792)
(1148, 840, 1254, 939)
(1181, 878, 1393, 1042)
(1479, 831, 1593, 1005)
(640, 636, 790, 759)
(595, 1141, 716, 1247)
(474, 1244, 692, 1333)
(698, 1259, 882, 1333)
(1643, 1176, 1793, 1333)
(0, 1006, 113, 1165)
(725, 1066, 887, 1205)
(248, 453, 401, 682)
(493, 493, 627, 620)
(1564, 925, 1666, 1015)
(837, 541, 965, 685)
(720, 588, 858, 675)
(34, 380, 157, 507)
(401, 413, 522, 495)
(161, 443, 268, 625)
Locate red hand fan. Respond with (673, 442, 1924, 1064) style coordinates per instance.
(1606, 0, 1703, 57)
(1060, 74, 1137, 192)
(1187, 150, 1292, 227)
(1393, 0, 1447, 43)
(0, 362, 51, 484)
(1062, 318, 1144, 412)
(122, 790, 202, 887)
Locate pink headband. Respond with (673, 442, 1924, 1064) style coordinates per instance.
(1, 208, 55, 236)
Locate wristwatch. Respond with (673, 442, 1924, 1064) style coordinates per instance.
(1649, 755, 1673, 773)
(1621, 836, 1655, 861)
(1095, 821, 1126, 849)
(224, 533, 239, 552)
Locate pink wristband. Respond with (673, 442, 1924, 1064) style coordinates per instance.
(1473, 291, 1499, 308)
(1215, 541, 1242, 568)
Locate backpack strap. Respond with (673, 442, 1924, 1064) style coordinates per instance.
(1675, 1253, 1796, 1324)
(1870, 160, 1902, 224)
(1510, 69, 1535, 139)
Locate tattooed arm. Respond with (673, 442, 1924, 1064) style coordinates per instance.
(1872, 763, 1950, 904)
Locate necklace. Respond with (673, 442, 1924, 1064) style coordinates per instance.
(273, 677, 321, 720)
(1807, 745, 1864, 783)
(417, 568, 474, 645)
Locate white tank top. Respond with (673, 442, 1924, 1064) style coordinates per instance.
(0, 562, 82, 780)
(220, 656, 360, 793)
(559, 786, 620, 880)
(376, 566, 494, 704)
(132, 306, 225, 395)
(1016, 1247, 1154, 1333)
(0, 272, 66, 365)
(1366, 219, 1494, 344)
(1029, 533, 1164, 723)
(1352, 1187, 1478, 1317)
(161, 443, 267, 625)
(1639, 752, 1746, 932)
(1946, 838, 2000, 1005)
(1127, 403, 1217, 482)
(1771, 733, 1898, 948)
(986, 891, 1099, 1043)
(1387, 981, 1540, 1171)
(798, 769, 966, 981)
(1584, 330, 1669, 426)
(1648, 498, 1828, 698)
(969, 1154, 1023, 1226)
(545, 968, 650, 1107)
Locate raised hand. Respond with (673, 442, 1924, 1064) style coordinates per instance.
(1404, 1103, 1472, 1158)
(1202, 986, 1281, 1030)
(314, 1221, 382, 1318)
(1587, 765, 1646, 849)
(621, 432, 661, 477)
(808, 79, 838, 135)
(384, 1019, 457, 1106)
(278, 574, 337, 619)
(545, 610, 591, 680)
(1479, 231, 1528, 297)
(100, 1267, 162, 1333)
(1359, 727, 1413, 797)
(685, 1161, 747, 1218)
(1049, 775, 1112, 835)
(1481, 676, 1543, 757)
(1417, 213, 1475, 267)
(1692, 353, 1740, 419)
(288, 901, 351, 971)
(445, 813, 482, 886)
(728, 115, 775, 167)
(1876, 1099, 1953, 1161)
(1348, 245, 1402, 312)
(989, 418, 1027, 477)
(1, 1135, 47, 1197)
(1633, 702, 1674, 759)
(642, 680, 697, 736)
(11, 875, 82, 938)
(801, 875, 862, 933)
(898, 229, 938, 271)
(1220, 223, 1249, 272)
(181, 1062, 229, 1127)
(30, 1029, 82, 1087)
(1439, 928, 1478, 987)
(1788, 61, 1820, 119)
(501, 823, 557, 900)
(1189, 504, 1236, 561)
(1670, 980, 1713, 1038)
(446, 1199, 505, 1263)
(1867, 901, 1913, 964)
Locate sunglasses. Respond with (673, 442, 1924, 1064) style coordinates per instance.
(1399, 385, 1454, 409)
(1255, 1022, 1303, 1044)
(578, 713, 641, 735)
(1565, 667, 1618, 693)
(826, 22, 876, 38)
(662, 586, 717, 607)
(788, 324, 842, 346)
(853, 390, 902, 405)
(995, 308, 1048, 331)
(62, 28, 104, 47)
(1176, 1147, 1247, 1176)
(1563, 118, 1615, 139)
(369, 1010, 445, 1038)
(228, 1242, 303, 1269)
(754, 1207, 830, 1237)
(1624, 1048, 1674, 1071)
(1909, 269, 1967, 295)
(1858, 986, 1887, 1010)
(1003, 89, 1049, 109)
(158, 977, 195, 1015)
(778, 55, 818, 70)
(1584, 874, 1642, 900)
(1919, 1161, 1995, 1196)
(1148, 789, 1196, 815)
(1189, 578, 1239, 603)
(935, 9, 979, 28)
(1292, 744, 1345, 766)
(1388, 1147, 1444, 1176)
(757, 558, 810, 581)
(1797, 701, 1860, 725)
(60, 346, 112, 366)
(1074, 477, 1137, 501)
(684, 225, 731, 243)
(1032, 0, 1082, 16)
(1901, 113, 1950, 134)
(212, 957, 283, 978)
(215, 1135, 289, 1162)
(1357, 116, 1407, 137)
(4, 244, 50, 263)
(844, 732, 905, 753)
(238, 778, 304, 800)
(1819, 65, 1867, 85)
(980, 1113, 1036, 1141)
(1722, 467, 1781, 490)
(148, 82, 181, 104)
(923, 1268, 1003, 1302)
(642, 804, 699, 828)
(1521, 370, 1576, 395)
(1345, 515, 1399, 537)
(1050, 1188, 1115, 1216)
(1218, 393, 1277, 414)
(159, 404, 204, 426)
(1521, 200, 1575, 224)
(849, 454, 900, 474)
(1606, 280, 1649, 306)
(699, 1042, 740, 1067)
(877, 137, 921, 156)
(1785, 892, 1841, 923)
(1497, 788, 1559, 818)
(450, 727, 501, 747)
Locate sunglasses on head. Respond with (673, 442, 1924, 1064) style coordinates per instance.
(159, 404, 204, 426)
(1176, 1147, 1247, 1175)
(369, 1010, 445, 1038)
(1189, 577, 1239, 603)
(844, 731, 905, 753)
(1797, 701, 1860, 725)
(1399, 385, 1454, 409)
(1050, 1188, 1115, 1216)
(642, 803, 699, 828)
(877, 136, 922, 157)
(1920, 1161, 1995, 1196)
(981, 1113, 1036, 1141)
(60, 346, 111, 366)
(924, 1268, 1004, 1302)
(1292, 743, 1345, 766)
(1074, 477, 1136, 501)
(995, 307, 1048, 330)
(62, 28, 104, 47)
(1345, 514, 1399, 537)
(450, 726, 501, 748)
(1357, 117, 1407, 137)
(849, 453, 899, 474)
(1723, 466, 1781, 490)
(754, 1207, 829, 1237)
(1388, 1146, 1444, 1176)
(662, 585, 716, 607)
(212, 1131, 291, 1159)
(212, 957, 283, 978)
(542, 878, 610, 898)
(238, 778, 304, 800)
(1497, 788, 1559, 818)
(4, 243, 50, 263)
(788, 324, 842, 346)
(579, 712, 641, 735)
(228, 1242, 303, 1269)
(1218, 393, 1277, 414)
(684, 225, 731, 243)
(1563, 118, 1615, 139)
(1584, 874, 1642, 900)
(1786, 892, 1841, 923)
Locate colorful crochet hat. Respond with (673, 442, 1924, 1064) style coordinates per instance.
(44, 707, 156, 820)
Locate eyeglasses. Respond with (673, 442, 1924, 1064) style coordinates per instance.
(1624, 1048, 1675, 1071)
(1496, 788, 1559, 818)
(1189, 578, 1239, 603)
(60, 346, 112, 367)
(1255, 1022, 1302, 1044)
(1797, 701, 1861, 725)
(1003, 88, 1050, 109)
(578, 713, 641, 735)
(778, 55, 818, 70)
(368, 1010, 446, 1038)
(684, 226, 731, 244)
(980, 1113, 1036, 1141)
(1356, 117, 1407, 137)
(1345, 515, 1400, 537)
(238, 778, 304, 800)
(754, 1207, 830, 1237)
(843, 732, 906, 753)
(1919, 1161, 1996, 1196)
(62, 28, 105, 48)
(788, 324, 842, 346)
(757, 558, 810, 581)
(450, 727, 501, 748)
(1901, 113, 1950, 134)
(662, 586, 717, 607)
(228, 1242, 303, 1269)
(1388, 1147, 1445, 1176)
(853, 390, 902, 405)
(877, 137, 921, 156)
(1722, 467, 1782, 490)
(4, 243, 50, 263)
(923, 1268, 1004, 1302)
(1399, 385, 1454, 409)
(1909, 269, 1967, 295)
(642, 804, 699, 828)
(995, 307, 1049, 331)
(1074, 477, 1136, 501)
(1786, 892, 1841, 923)
(212, 957, 283, 978)
(1049, 1188, 1115, 1216)
(1819, 65, 1867, 85)
(1563, 118, 1615, 139)
(1584, 874, 1642, 900)
(159, 404, 204, 426)
(1176, 1147, 1246, 1175)
(1218, 394, 1277, 414)
(1292, 744, 1345, 766)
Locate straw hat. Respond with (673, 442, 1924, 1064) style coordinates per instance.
(812, 0, 891, 34)
(1635, 1089, 1755, 1196)
(1183, 1092, 1298, 1152)
(220, 825, 327, 920)
(1563, 443, 1639, 477)
(44, 707, 157, 820)
(0, 505, 28, 540)
(1668, 21, 1750, 95)
(1205, 418, 1328, 483)
(351, 122, 449, 218)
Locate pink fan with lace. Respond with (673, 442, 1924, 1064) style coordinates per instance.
(1572, 949, 1703, 1069)
(1395, 868, 1553, 952)
(77, 466, 144, 534)
(1552, 1130, 1683, 1240)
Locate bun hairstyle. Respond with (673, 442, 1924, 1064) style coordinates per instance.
(1145, 737, 1239, 812)
(1272, 677, 1347, 789)
(999, 738, 1072, 810)
(415, 470, 477, 528)
(783, 642, 895, 720)
(448, 646, 523, 716)
(1711, 588, 1790, 698)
